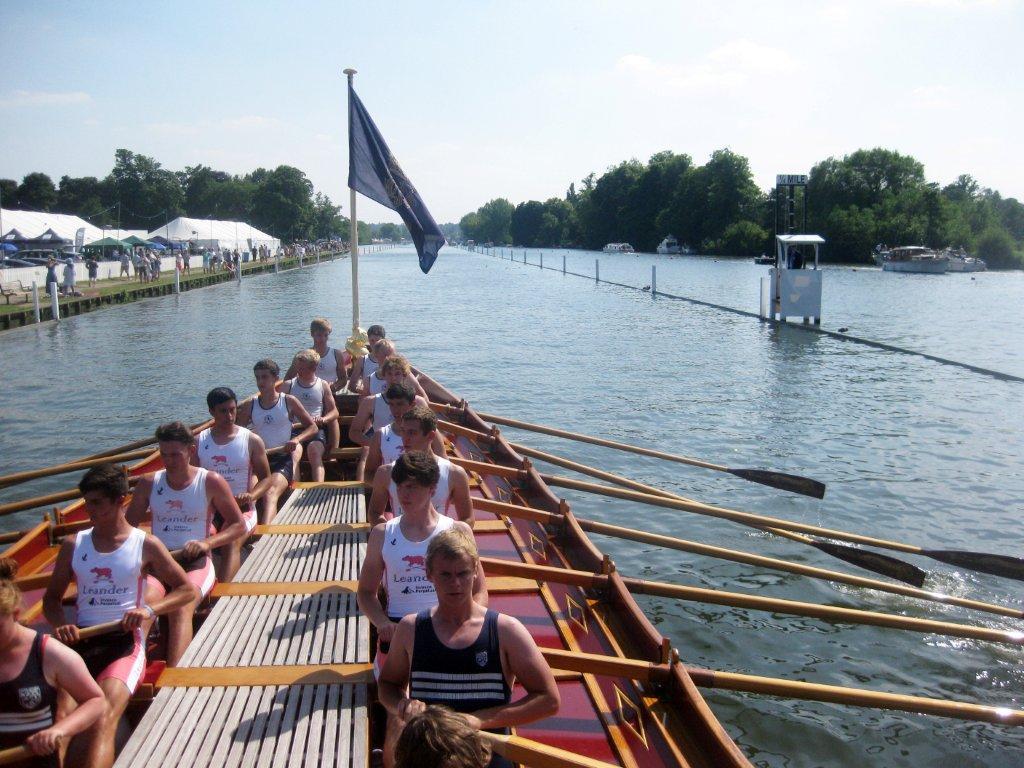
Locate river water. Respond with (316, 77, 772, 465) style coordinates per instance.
(1, 247, 1022, 767)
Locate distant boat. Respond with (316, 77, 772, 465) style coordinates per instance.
(754, 253, 774, 265)
(603, 242, 635, 253)
(942, 249, 987, 272)
(877, 246, 949, 274)
(656, 235, 693, 255)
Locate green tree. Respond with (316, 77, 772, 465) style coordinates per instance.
(250, 165, 315, 241)
(17, 172, 58, 211)
(105, 149, 183, 228)
(717, 221, 769, 256)
(975, 226, 1018, 267)
(0, 178, 19, 207)
(57, 176, 104, 218)
(465, 198, 513, 244)
(510, 200, 545, 246)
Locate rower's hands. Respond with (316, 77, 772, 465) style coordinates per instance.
(376, 620, 398, 644)
(461, 713, 483, 730)
(284, 439, 299, 452)
(397, 697, 426, 724)
(235, 492, 254, 509)
(53, 624, 80, 645)
(121, 606, 151, 631)
(182, 539, 211, 560)
(313, 416, 326, 428)
(25, 727, 65, 755)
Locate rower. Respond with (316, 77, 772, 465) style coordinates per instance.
(125, 422, 246, 666)
(280, 349, 339, 481)
(350, 324, 386, 393)
(356, 452, 487, 684)
(43, 464, 194, 768)
(368, 405, 471, 526)
(237, 359, 318, 524)
(1, 558, 104, 768)
(350, 381, 432, 451)
(394, 706, 489, 768)
(364, 347, 427, 401)
(379, 527, 559, 768)
(285, 318, 348, 448)
(194, 387, 273, 580)
(364, 388, 446, 481)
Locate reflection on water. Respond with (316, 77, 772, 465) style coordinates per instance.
(1, 248, 1022, 767)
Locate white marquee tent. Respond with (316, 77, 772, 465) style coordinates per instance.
(147, 217, 279, 253)
(0, 208, 105, 246)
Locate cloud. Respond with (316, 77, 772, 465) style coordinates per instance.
(617, 39, 798, 94)
(894, 0, 1008, 7)
(0, 90, 91, 107)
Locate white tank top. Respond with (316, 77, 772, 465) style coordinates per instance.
(249, 394, 291, 450)
(149, 468, 211, 550)
(388, 458, 455, 519)
(363, 356, 379, 380)
(72, 527, 145, 627)
(197, 427, 254, 507)
(289, 377, 324, 419)
(371, 393, 392, 433)
(368, 370, 387, 396)
(382, 514, 455, 619)
(379, 423, 404, 464)
(315, 347, 338, 384)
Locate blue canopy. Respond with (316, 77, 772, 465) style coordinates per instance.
(0, 243, 18, 253)
(147, 241, 167, 250)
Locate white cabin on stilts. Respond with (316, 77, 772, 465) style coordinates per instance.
(760, 234, 824, 325)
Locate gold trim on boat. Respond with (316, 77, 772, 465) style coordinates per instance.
(615, 684, 649, 749)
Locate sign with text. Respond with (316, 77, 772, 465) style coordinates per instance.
(776, 174, 808, 186)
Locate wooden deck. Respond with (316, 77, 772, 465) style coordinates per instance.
(113, 486, 370, 768)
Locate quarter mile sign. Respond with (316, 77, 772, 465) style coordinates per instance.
(776, 174, 808, 186)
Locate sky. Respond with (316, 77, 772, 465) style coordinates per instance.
(2, 0, 1022, 225)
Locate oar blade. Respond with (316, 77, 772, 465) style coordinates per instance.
(922, 550, 1024, 582)
(810, 541, 926, 587)
(728, 468, 826, 499)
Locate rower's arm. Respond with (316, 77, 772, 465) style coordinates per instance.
(367, 465, 392, 526)
(377, 615, 416, 717)
(364, 433, 384, 479)
(236, 397, 255, 427)
(245, 433, 273, 502)
(319, 382, 339, 424)
(34, 639, 104, 753)
(198, 473, 246, 556)
(141, 536, 193, 615)
(348, 397, 374, 446)
(450, 467, 474, 526)
(286, 395, 318, 445)
(124, 476, 153, 526)
(350, 357, 365, 393)
(408, 374, 427, 399)
(356, 525, 396, 639)
(42, 540, 76, 637)
(469, 615, 559, 729)
(333, 350, 348, 392)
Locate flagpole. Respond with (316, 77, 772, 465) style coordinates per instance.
(344, 67, 360, 335)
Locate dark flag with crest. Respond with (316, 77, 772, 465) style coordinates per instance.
(347, 83, 445, 273)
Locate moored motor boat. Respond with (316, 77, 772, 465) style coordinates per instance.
(656, 235, 693, 255)
(878, 246, 949, 274)
(603, 242, 635, 253)
(942, 249, 987, 272)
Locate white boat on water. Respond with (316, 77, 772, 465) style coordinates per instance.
(942, 249, 987, 272)
(603, 242, 634, 253)
(877, 246, 949, 274)
(656, 235, 693, 255)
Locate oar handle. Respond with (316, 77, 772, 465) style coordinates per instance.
(0, 447, 156, 489)
(0, 477, 140, 518)
(0, 745, 32, 766)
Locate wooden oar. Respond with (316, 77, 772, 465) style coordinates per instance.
(479, 732, 620, 768)
(453, 406, 826, 498)
(537, 647, 1024, 727)
(477, 554, 1024, 646)
(0, 447, 156, 489)
(541, 473, 1024, 585)
(473, 498, 1024, 620)
(77, 418, 210, 462)
(0, 745, 32, 766)
(509, 440, 927, 587)
(0, 477, 140, 518)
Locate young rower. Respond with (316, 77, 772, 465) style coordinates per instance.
(394, 706, 490, 768)
(286, 319, 347, 449)
(237, 359, 318, 524)
(379, 528, 559, 768)
(350, 324, 386, 394)
(194, 387, 273, 580)
(364, 347, 427, 401)
(281, 349, 339, 480)
(356, 452, 487, 686)
(368, 406, 471, 526)
(125, 422, 246, 666)
(363, 388, 446, 481)
(349, 381, 431, 449)
(43, 464, 194, 768)
(1, 559, 104, 768)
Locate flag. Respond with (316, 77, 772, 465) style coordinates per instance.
(348, 83, 445, 273)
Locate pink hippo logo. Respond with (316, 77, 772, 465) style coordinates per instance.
(402, 555, 425, 569)
(210, 455, 228, 465)
(166, 500, 184, 511)
(90, 567, 113, 582)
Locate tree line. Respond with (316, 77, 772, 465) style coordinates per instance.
(1, 149, 357, 244)
(458, 148, 1024, 267)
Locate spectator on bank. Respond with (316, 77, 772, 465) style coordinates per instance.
(119, 250, 131, 278)
(150, 252, 161, 280)
(87, 255, 99, 287)
(202, 248, 210, 274)
(182, 250, 191, 275)
(61, 257, 78, 297)
(45, 257, 59, 295)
